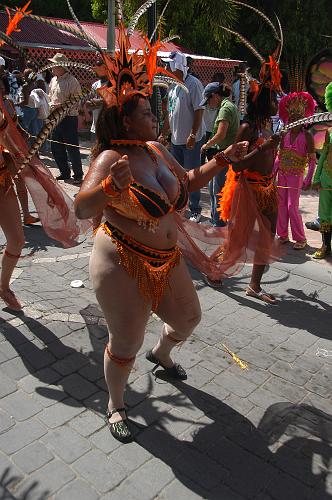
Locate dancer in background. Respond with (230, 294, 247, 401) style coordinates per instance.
(275, 92, 316, 249)
(312, 82, 332, 259)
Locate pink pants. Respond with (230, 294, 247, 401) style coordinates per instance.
(277, 171, 306, 242)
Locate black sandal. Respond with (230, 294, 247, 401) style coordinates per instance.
(105, 407, 133, 443)
(145, 350, 187, 380)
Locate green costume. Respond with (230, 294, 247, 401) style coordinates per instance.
(312, 81, 332, 258)
(313, 131, 332, 230)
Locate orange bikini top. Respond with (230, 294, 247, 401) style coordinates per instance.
(107, 142, 189, 232)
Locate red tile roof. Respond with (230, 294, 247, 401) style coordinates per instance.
(0, 12, 182, 52)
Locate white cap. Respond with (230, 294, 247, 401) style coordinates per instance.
(0, 56, 6, 67)
(162, 52, 188, 78)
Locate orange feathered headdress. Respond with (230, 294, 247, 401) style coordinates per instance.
(0, 1, 32, 47)
(97, 23, 182, 108)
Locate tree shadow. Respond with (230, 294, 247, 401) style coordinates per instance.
(0, 467, 49, 500)
(131, 378, 331, 499)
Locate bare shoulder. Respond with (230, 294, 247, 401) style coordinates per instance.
(81, 149, 121, 191)
(236, 122, 251, 141)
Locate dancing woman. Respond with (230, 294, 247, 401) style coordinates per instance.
(0, 77, 24, 311)
(74, 24, 247, 442)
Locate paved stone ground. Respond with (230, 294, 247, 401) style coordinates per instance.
(0, 145, 331, 499)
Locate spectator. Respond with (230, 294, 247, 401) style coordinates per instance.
(87, 58, 108, 138)
(201, 84, 240, 226)
(48, 52, 83, 184)
(212, 72, 225, 84)
(11, 69, 24, 120)
(186, 56, 201, 81)
(159, 51, 205, 222)
(19, 69, 40, 141)
(201, 82, 223, 163)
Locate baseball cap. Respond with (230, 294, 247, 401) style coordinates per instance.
(199, 82, 223, 106)
(0, 56, 6, 67)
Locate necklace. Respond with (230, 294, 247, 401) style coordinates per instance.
(110, 139, 158, 166)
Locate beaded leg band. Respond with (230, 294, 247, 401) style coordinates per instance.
(105, 344, 135, 366)
(4, 249, 21, 259)
(163, 325, 185, 345)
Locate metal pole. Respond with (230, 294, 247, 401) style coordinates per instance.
(107, 0, 115, 54)
(147, 3, 158, 118)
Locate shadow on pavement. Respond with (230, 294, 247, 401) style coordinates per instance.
(0, 467, 49, 500)
(23, 225, 64, 254)
(131, 378, 331, 499)
(218, 283, 332, 341)
(1, 305, 331, 499)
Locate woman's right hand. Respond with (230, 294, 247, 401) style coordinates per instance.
(109, 155, 133, 190)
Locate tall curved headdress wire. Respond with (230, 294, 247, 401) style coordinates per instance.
(221, 1, 283, 100)
(2, 0, 185, 175)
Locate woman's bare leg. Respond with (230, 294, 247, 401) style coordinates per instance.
(89, 229, 151, 424)
(153, 257, 201, 367)
(14, 177, 39, 224)
(0, 188, 25, 308)
(248, 210, 277, 303)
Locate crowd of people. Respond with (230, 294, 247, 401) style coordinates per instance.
(0, 6, 331, 446)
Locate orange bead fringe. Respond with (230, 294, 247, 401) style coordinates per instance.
(101, 222, 181, 311)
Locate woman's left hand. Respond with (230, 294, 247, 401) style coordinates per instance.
(223, 141, 249, 162)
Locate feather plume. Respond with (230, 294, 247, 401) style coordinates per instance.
(153, 74, 188, 93)
(12, 90, 94, 181)
(36, 61, 96, 77)
(0, 1, 31, 49)
(66, 0, 85, 36)
(127, 0, 157, 37)
(274, 14, 283, 63)
(115, 0, 124, 24)
(3, 1, 31, 37)
(221, 344, 248, 370)
(161, 34, 180, 44)
(220, 25, 264, 63)
(5, 8, 103, 53)
(283, 111, 332, 131)
(149, 0, 171, 43)
(231, 1, 280, 41)
(0, 30, 26, 58)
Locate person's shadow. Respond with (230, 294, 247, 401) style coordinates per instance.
(220, 283, 332, 341)
(129, 375, 331, 499)
(1, 306, 331, 499)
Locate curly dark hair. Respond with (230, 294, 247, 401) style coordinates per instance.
(245, 86, 277, 131)
(91, 93, 148, 159)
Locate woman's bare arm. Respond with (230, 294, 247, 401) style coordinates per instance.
(74, 150, 121, 219)
(152, 141, 247, 192)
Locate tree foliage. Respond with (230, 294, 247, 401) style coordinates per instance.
(229, 0, 332, 77)
(4, 0, 332, 73)
(3, 0, 92, 21)
(91, 0, 239, 57)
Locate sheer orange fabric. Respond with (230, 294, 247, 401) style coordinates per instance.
(175, 174, 281, 281)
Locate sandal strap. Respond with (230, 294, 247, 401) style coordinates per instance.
(106, 407, 127, 417)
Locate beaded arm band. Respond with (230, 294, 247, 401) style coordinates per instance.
(0, 118, 8, 131)
(214, 151, 233, 168)
(101, 176, 120, 197)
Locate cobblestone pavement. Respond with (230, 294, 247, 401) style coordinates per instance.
(0, 148, 331, 499)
